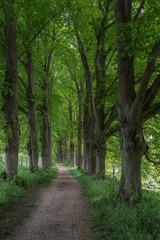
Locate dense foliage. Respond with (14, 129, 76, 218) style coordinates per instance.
(0, 0, 160, 232)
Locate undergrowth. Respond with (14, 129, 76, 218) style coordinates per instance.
(0, 166, 58, 211)
(67, 165, 160, 240)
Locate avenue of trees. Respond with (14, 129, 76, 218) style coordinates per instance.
(0, 0, 160, 203)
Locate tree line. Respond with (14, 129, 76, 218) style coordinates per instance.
(0, 0, 160, 203)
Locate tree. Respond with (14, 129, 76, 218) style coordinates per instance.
(71, 0, 118, 175)
(1, 1, 20, 180)
(114, 0, 160, 202)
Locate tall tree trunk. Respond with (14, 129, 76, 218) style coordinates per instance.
(69, 98, 75, 167)
(94, 18, 107, 175)
(114, 0, 150, 202)
(26, 51, 39, 170)
(77, 94, 83, 169)
(40, 51, 53, 169)
(27, 135, 34, 171)
(40, 116, 52, 169)
(87, 117, 96, 175)
(65, 140, 69, 164)
(70, 133, 75, 167)
(2, 3, 20, 180)
(76, 30, 97, 175)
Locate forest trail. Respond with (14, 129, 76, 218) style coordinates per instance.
(4, 164, 92, 240)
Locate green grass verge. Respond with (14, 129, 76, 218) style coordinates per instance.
(0, 166, 58, 211)
(65, 164, 160, 240)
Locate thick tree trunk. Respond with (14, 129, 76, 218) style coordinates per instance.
(2, 4, 20, 180)
(57, 136, 63, 162)
(65, 140, 69, 164)
(77, 96, 83, 169)
(27, 136, 34, 171)
(114, 0, 144, 202)
(117, 118, 148, 202)
(96, 141, 106, 176)
(40, 52, 53, 170)
(70, 134, 75, 167)
(95, 28, 107, 176)
(69, 98, 75, 167)
(26, 51, 39, 170)
(95, 110, 106, 176)
(41, 117, 52, 169)
(87, 117, 96, 175)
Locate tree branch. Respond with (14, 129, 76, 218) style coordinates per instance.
(18, 76, 27, 89)
(17, 90, 28, 103)
(106, 123, 118, 139)
(18, 11, 61, 60)
(104, 20, 115, 31)
(92, 17, 98, 39)
(100, 104, 118, 143)
(142, 103, 160, 123)
(144, 153, 160, 165)
(143, 74, 160, 109)
(18, 106, 28, 115)
(105, 48, 117, 72)
(134, 0, 145, 21)
(132, 41, 160, 111)
(98, 0, 102, 11)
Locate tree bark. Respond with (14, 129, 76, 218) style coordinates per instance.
(77, 92, 83, 169)
(40, 52, 53, 170)
(2, 3, 20, 180)
(26, 50, 39, 170)
(27, 135, 34, 171)
(40, 116, 52, 169)
(65, 140, 69, 164)
(69, 98, 75, 167)
(114, 0, 149, 202)
(116, 118, 147, 202)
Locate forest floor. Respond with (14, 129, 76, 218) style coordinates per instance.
(1, 164, 92, 240)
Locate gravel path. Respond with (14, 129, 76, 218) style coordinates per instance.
(4, 164, 92, 240)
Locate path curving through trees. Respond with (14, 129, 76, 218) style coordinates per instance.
(4, 164, 92, 240)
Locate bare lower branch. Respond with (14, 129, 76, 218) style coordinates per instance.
(18, 106, 28, 115)
(142, 103, 160, 123)
(105, 48, 117, 72)
(106, 124, 118, 139)
(100, 104, 118, 143)
(18, 10, 62, 60)
(104, 20, 115, 31)
(18, 76, 27, 89)
(143, 74, 160, 109)
(145, 153, 160, 165)
(132, 41, 160, 110)
(134, 0, 145, 21)
(17, 91, 28, 103)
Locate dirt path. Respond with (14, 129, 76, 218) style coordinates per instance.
(4, 164, 92, 240)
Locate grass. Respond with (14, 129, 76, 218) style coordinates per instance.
(0, 166, 58, 237)
(0, 166, 58, 210)
(65, 164, 160, 240)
